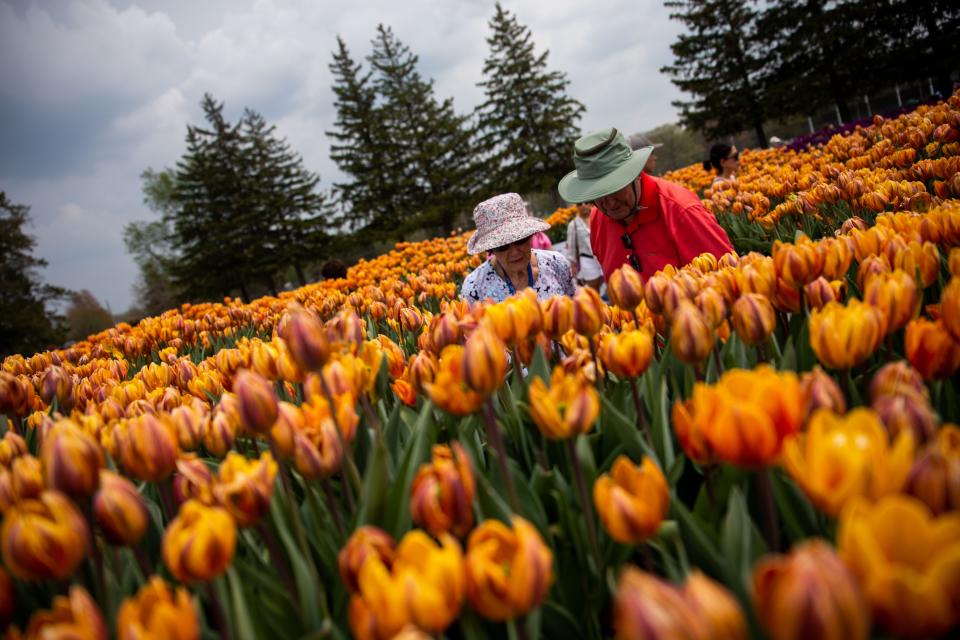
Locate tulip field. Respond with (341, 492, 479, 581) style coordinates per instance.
(4, 94, 960, 639)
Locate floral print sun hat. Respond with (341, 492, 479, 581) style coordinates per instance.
(466, 193, 551, 255)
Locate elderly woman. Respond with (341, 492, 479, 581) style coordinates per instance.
(461, 193, 575, 303)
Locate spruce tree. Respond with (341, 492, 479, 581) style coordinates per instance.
(662, 0, 770, 147)
(0, 192, 68, 357)
(327, 36, 392, 234)
(475, 3, 584, 197)
(367, 25, 476, 235)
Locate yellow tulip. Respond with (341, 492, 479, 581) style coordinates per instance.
(731, 292, 776, 346)
(528, 366, 599, 440)
(598, 329, 654, 379)
(593, 456, 669, 544)
(607, 264, 645, 310)
(410, 443, 476, 538)
(213, 451, 278, 527)
(40, 420, 104, 498)
(19, 585, 107, 640)
(462, 325, 508, 396)
(782, 408, 915, 516)
(863, 269, 920, 333)
(94, 470, 149, 546)
(339, 525, 396, 594)
(669, 300, 714, 364)
(425, 345, 485, 416)
(1, 490, 88, 581)
(839, 495, 960, 638)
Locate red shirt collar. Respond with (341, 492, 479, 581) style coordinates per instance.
(625, 172, 660, 230)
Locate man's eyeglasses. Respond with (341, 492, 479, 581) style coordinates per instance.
(620, 232, 642, 272)
(492, 236, 531, 253)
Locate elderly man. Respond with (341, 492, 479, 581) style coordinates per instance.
(558, 128, 733, 280)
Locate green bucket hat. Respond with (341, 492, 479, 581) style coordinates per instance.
(558, 128, 653, 203)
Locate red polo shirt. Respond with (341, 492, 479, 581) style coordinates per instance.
(590, 172, 733, 280)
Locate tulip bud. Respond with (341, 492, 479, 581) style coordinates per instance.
(642, 274, 671, 314)
(93, 470, 149, 546)
(292, 415, 343, 479)
(864, 270, 920, 334)
(607, 264, 644, 310)
(855, 255, 890, 292)
(528, 366, 599, 440)
(280, 305, 330, 372)
(799, 366, 846, 418)
(338, 525, 397, 594)
(173, 455, 215, 505)
(670, 301, 714, 364)
(233, 369, 279, 434)
(803, 276, 840, 310)
(772, 236, 824, 287)
(40, 365, 75, 411)
(572, 286, 605, 337)
(872, 389, 937, 444)
(808, 300, 885, 370)
(731, 293, 777, 346)
(213, 451, 278, 527)
(752, 540, 869, 640)
(41, 421, 105, 498)
(411, 443, 476, 538)
(462, 326, 508, 396)
(0, 371, 35, 417)
(541, 295, 573, 340)
(430, 313, 462, 352)
(465, 517, 553, 621)
(599, 329, 654, 379)
(1, 490, 88, 580)
(869, 361, 926, 402)
(168, 402, 206, 451)
(593, 456, 668, 544)
(0, 454, 44, 510)
(407, 352, 438, 393)
(162, 499, 236, 582)
(425, 345, 485, 417)
(203, 409, 236, 457)
(695, 286, 727, 328)
(117, 576, 199, 640)
(904, 426, 960, 515)
(20, 586, 107, 640)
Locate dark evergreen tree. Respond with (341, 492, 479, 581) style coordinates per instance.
(367, 25, 477, 235)
(166, 94, 331, 302)
(124, 168, 180, 318)
(475, 3, 584, 197)
(662, 0, 770, 147)
(326, 36, 393, 233)
(0, 192, 68, 357)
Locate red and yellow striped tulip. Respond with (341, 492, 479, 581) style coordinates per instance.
(162, 500, 236, 582)
(41, 420, 104, 498)
(19, 586, 107, 640)
(339, 525, 396, 594)
(462, 326, 508, 396)
(905, 317, 960, 380)
(410, 443, 475, 538)
(598, 329, 654, 379)
(528, 366, 599, 440)
(752, 540, 869, 640)
(465, 516, 553, 621)
(425, 345, 485, 417)
(808, 300, 885, 369)
(117, 576, 199, 640)
(593, 456, 669, 544)
(1, 490, 88, 580)
(94, 470, 149, 546)
(213, 451, 278, 527)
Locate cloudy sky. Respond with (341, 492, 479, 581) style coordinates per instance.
(0, 0, 685, 313)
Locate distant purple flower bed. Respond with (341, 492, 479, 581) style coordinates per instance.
(786, 99, 941, 152)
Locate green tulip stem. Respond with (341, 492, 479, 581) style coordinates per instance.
(268, 438, 311, 562)
(628, 377, 653, 446)
(205, 580, 234, 640)
(482, 398, 519, 511)
(319, 377, 363, 496)
(256, 522, 298, 602)
(566, 437, 602, 576)
(756, 468, 781, 553)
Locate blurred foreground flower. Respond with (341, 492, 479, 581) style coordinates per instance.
(839, 494, 960, 638)
(752, 539, 869, 640)
(162, 500, 236, 582)
(17, 585, 106, 640)
(41, 420, 104, 498)
(808, 300, 885, 369)
(117, 576, 199, 640)
(673, 366, 802, 466)
(1, 490, 88, 580)
(339, 525, 397, 594)
(213, 450, 278, 527)
(465, 516, 553, 621)
(94, 470, 149, 546)
(593, 456, 668, 544)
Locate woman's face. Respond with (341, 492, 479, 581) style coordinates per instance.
(721, 146, 740, 171)
(493, 235, 533, 270)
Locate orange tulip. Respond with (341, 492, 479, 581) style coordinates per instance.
(803, 276, 843, 310)
(772, 235, 824, 287)
(731, 293, 777, 346)
(173, 455, 215, 506)
(0, 430, 28, 467)
(39, 365, 75, 412)
(683, 571, 749, 639)
(607, 264, 645, 310)
(116, 576, 199, 640)
(528, 366, 599, 440)
(410, 443, 476, 538)
(782, 408, 915, 516)
(863, 270, 920, 333)
(541, 295, 573, 340)
(941, 276, 960, 342)
(673, 366, 803, 467)
(598, 329, 654, 379)
(905, 426, 960, 515)
(19, 586, 107, 640)
(40, 420, 104, 498)
(593, 456, 668, 544)
(905, 317, 960, 380)
(116, 414, 179, 482)
(694, 286, 728, 328)
(162, 500, 236, 582)
(752, 540, 869, 640)
(808, 300, 885, 369)
(232, 369, 279, 434)
(572, 286, 605, 337)
(280, 304, 330, 372)
(339, 525, 397, 594)
(465, 516, 553, 621)
(868, 360, 926, 401)
(425, 345, 485, 416)
(213, 450, 278, 527)
(839, 495, 960, 637)
(669, 300, 714, 364)
(799, 366, 846, 418)
(462, 326, 508, 396)
(1, 490, 88, 580)
(292, 412, 343, 479)
(94, 470, 149, 546)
